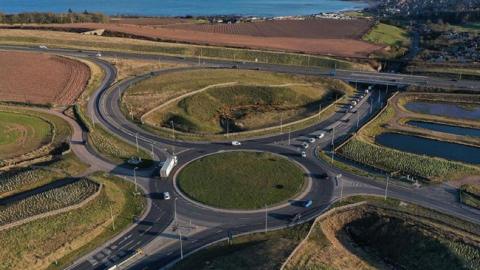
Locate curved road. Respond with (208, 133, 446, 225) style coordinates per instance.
(1, 45, 478, 270)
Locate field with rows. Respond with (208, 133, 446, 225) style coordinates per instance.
(0, 51, 89, 105)
(0, 168, 62, 198)
(0, 173, 145, 270)
(0, 178, 99, 226)
(170, 18, 373, 39)
(2, 18, 383, 57)
(285, 196, 480, 270)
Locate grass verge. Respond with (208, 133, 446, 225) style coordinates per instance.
(75, 59, 151, 166)
(460, 184, 480, 209)
(172, 221, 312, 270)
(177, 151, 306, 210)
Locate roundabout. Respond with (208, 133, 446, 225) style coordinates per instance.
(175, 151, 311, 211)
(2, 46, 478, 270)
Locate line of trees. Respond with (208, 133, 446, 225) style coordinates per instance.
(0, 10, 109, 24)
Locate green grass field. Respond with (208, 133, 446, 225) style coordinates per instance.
(158, 83, 332, 134)
(0, 173, 145, 270)
(124, 68, 351, 140)
(173, 221, 312, 270)
(177, 151, 306, 209)
(0, 110, 53, 160)
(363, 23, 410, 58)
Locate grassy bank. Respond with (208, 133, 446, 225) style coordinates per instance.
(123, 68, 353, 141)
(177, 151, 306, 210)
(285, 196, 480, 270)
(172, 221, 312, 270)
(460, 184, 480, 209)
(0, 106, 71, 163)
(0, 29, 372, 71)
(0, 173, 145, 270)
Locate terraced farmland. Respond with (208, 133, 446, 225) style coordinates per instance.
(0, 178, 100, 227)
(0, 168, 61, 198)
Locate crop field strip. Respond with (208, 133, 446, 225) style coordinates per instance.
(0, 51, 90, 105)
(0, 178, 99, 227)
(336, 92, 480, 182)
(0, 167, 63, 198)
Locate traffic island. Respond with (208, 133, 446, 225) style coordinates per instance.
(175, 151, 309, 210)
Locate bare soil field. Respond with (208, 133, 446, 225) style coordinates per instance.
(109, 17, 199, 26)
(0, 51, 90, 105)
(168, 18, 373, 39)
(2, 19, 382, 57)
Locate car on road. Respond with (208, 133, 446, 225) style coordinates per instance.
(163, 192, 171, 200)
(96, 52, 102, 57)
(303, 200, 313, 208)
(232, 141, 242, 146)
(308, 138, 316, 143)
(39, 45, 48, 49)
(302, 142, 309, 149)
(301, 151, 307, 158)
(318, 132, 325, 139)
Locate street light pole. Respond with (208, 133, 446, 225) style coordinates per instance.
(133, 167, 138, 193)
(385, 175, 389, 200)
(179, 229, 184, 259)
(135, 133, 139, 153)
(174, 197, 178, 225)
(265, 204, 268, 233)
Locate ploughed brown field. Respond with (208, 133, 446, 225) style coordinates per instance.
(3, 18, 383, 57)
(167, 19, 373, 39)
(0, 51, 90, 105)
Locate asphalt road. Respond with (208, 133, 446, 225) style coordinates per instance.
(1, 45, 478, 270)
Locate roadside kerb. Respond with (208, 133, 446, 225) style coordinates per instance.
(172, 149, 313, 214)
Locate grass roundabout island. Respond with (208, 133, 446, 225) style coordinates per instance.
(176, 151, 307, 210)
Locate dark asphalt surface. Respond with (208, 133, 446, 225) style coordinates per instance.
(0, 45, 478, 270)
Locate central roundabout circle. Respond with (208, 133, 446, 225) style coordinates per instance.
(176, 151, 309, 210)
